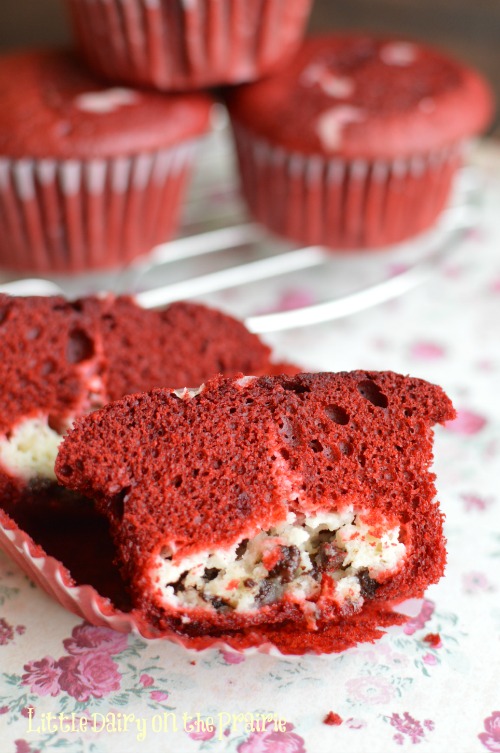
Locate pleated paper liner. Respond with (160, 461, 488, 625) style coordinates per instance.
(0, 141, 198, 274)
(232, 124, 464, 250)
(0, 492, 415, 656)
(66, 0, 313, 91)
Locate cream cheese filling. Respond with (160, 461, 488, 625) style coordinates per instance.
(0, 417, 65, 482)
(152, 508, 406, 613)
(0, 370, 105, 484)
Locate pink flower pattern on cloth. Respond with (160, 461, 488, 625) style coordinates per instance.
(479, 713, 500, 752)
(389, 712, 434, 745)
(57, 652, 121, 702)
(21, 625, 125, 702)
(346, 676, 395, 705)
(409, 341, 446, 360)
(445, 408, 488, 435)
(185, 720, 216, 741)
(21, 659, 62, 698)
(237, 723, 306, 753)
(62, 624, 128, 656)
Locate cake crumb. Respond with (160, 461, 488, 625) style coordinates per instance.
(323, 712, 343, 726)
(423, 632, 442, 648)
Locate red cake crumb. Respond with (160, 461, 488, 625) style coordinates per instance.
(56, 371, 455, 644)
(323, 712, 343, 726)
(422, 632, 442, 648)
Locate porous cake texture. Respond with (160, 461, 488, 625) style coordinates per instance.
(0, 294, 278, 503)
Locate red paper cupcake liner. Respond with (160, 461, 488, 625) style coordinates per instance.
(0, 505, 416, 655)
(232, 124, 464, 249)
(0, 141, 198, 274)
(66, 0, 313, 91)
(0, 506, 277, 651)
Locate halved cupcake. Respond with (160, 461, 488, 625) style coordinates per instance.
(55, 372, 455, 642)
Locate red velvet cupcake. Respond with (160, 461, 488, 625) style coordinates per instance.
(227, 35, 493, 249)
(56, 372, 455, 645)
(65, 0, 313, 92)
(0, 294, 302, 647)
(0, 50, 213, 273)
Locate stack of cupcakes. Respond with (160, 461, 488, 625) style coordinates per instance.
(0, 3, 495, 273)
(0, 3, 493, 274)
(0, 0, 314, 274)
(66, 0, 314, 92)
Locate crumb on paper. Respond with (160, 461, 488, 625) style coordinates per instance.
(323, 712, 343, 726)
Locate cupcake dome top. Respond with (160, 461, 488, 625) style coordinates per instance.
(227, 34, 494, 159)
(0, 49, 213, 160)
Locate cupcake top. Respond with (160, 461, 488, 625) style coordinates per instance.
(227, 34, 494, 159)
(0, 49, 214, 159)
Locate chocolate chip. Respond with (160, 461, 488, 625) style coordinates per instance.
(203, 568, 219, 582)
(199, 591, 230, 611)
(210, 597, 229, 611)
(315, 542, 345, 573)
(268, 545, 300, 583)
(257, 579, 283, 606)
(358, 569, 379, 598)
(172, 574, 187, 594)
(235, 539, 249, 559)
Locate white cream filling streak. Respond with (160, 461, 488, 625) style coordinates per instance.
(152, 507, 406, 613)
(0, 417, 64, 482)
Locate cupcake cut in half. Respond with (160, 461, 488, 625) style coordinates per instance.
(65, 0, 313, 91)
(0, 49, 213, 273)
(56, 372, 455, 642)
(227, 34, 493, 249)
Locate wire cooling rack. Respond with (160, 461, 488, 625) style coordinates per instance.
(0, 117, 481, 333)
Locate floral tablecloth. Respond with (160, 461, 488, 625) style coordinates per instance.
(0, 141, 499, 753)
